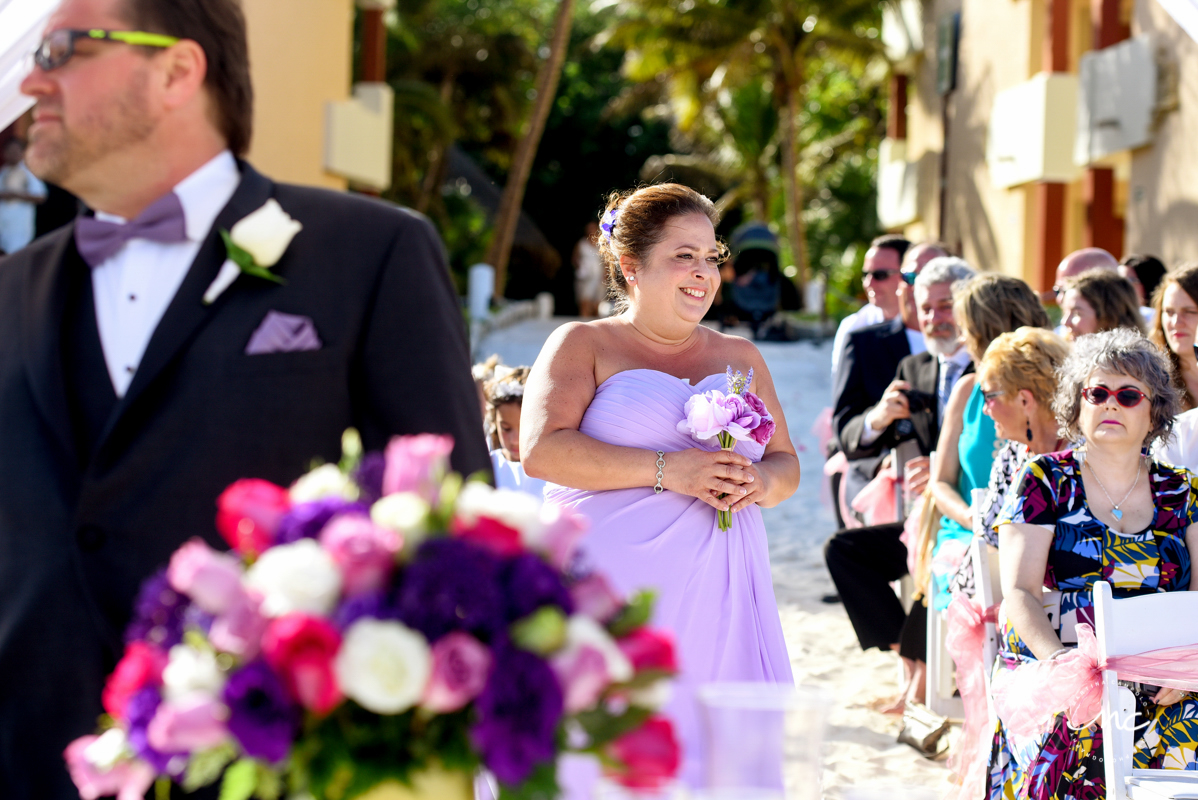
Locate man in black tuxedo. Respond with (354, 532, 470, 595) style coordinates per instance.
(825, 257, 975, 709)
(0, 0, 490, 795)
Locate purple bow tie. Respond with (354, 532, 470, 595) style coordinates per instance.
(75, 192, 188, 268)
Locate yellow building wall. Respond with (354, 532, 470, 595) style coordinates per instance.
(241, 0, 354, 190)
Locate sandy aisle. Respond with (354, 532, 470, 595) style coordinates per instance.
(478, 318, 954, 798)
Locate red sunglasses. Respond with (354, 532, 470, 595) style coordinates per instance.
(1081, 385, 1149, 408)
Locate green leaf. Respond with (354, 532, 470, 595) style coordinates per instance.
(155, 776, 171, 800)
(340, 428, 364, 474)
(254, 763, 283, 800)
(510, 606, 567, 655)
(219, 758, 259, 800)
(183, 742, 238, 791)
(497, 757, 559, 800)
(573, 705, 652, 749)
(219, 229, 287, 285)
(607, 590, 655, 638)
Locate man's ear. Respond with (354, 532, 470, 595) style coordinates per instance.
(157, 39, 208, 111)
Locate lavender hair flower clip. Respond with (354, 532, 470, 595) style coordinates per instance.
(600, 208, 619, 243)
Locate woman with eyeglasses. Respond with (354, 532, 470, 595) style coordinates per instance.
(989, 328, 1198, 800)
(927, 275, 1050, 613)
(1149, 262, 1198, 410)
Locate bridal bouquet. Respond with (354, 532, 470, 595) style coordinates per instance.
(65, 431, 680, 800)
(677, 367, 776, 531)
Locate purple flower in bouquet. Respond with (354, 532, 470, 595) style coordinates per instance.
(397, 538, 505, 643)
(471, 643, 563, 785)
(330, 589, 400, 630)
(125, 687, 186, 776)
(353, 451, 387, 505)
(275, 497, 368, 545)
(222, 660, 299, 764)
(743, 392, 776, 446)
(502, 552, 574, 622)
(125, 569, 188, 649)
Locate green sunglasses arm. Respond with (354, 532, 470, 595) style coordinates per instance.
(88, 30, 180, 48)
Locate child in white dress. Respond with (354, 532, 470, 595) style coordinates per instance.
(484, 366, 547, 499)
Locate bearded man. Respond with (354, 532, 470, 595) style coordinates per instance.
(0, 0, 489, 795)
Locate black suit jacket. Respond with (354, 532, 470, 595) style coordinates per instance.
(0, 164, 491, 797)
(833, 317, 914, 452)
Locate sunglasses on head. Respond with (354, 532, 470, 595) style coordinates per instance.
(33, 28, 179, 72)
(1081, 385, 1149, 408)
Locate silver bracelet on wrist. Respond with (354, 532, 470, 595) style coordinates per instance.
(654, 451, 666, 494)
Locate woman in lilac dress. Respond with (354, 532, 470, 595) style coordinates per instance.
(522, 184, 799, 786)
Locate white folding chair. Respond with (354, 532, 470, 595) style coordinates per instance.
(1094, 580, 1198, 800)
(926, 601, 964, 719)
(969, 537, 1002, 715)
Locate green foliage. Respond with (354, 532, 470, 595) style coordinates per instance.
(608, 590, 655, 638)
(510, 606, 568, 654)
(183, 743, 238, 791)
(575, 704, 652, 750)
(289, 702, 478, 800)
(497, 755, 559, 800)
(218, 759, 258, 800)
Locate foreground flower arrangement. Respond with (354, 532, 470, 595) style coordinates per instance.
(66, 432, 680, 800)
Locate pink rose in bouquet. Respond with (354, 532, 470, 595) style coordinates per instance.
(618, 628, 678, 674)
(606, 715, 681, 789)
(421, 632, 492, 713)
(319, 514, 401, 595)
(167, 538, 246, 615)
(102, 642, 167, 720)
(64, 735, 155, 800)
(262, 614, 343, 715)
(570, 573, 623, 623)
(146, 695, 229, 752)
(215, 479, 291, 556)
(382, 433, 453, 499)
(208, 590, 268, 659)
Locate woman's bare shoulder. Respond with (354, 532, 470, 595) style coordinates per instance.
(945, 372, 977, 414)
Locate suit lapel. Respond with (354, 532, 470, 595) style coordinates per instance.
(21, 229, 78, 463)
(95, 164, 275, 450)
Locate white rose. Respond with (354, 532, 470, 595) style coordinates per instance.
(629, 680, 673, 710)
(335, 619, 432, 714)
(83, 728, 131, 771)
(244, 539, 342, 617)
(229, 198, 303, 266)
(454, 482, 544, 544)
(558, 615, 633, 683)
(290, 463, 359, 503)
(162, 643, 226, 702)
(371, 492, 431, 552)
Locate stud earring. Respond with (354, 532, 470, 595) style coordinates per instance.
(626, 274, 635, 282)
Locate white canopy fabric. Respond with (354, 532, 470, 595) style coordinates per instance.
(1158, 0, 1198, 42)
(0, 0, 61, 132)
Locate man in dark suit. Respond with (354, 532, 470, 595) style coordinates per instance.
(0, 0, 490, 795)
(825, 257, 976, 710)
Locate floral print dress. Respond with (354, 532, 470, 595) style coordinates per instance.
(988, 451, 1198, 800)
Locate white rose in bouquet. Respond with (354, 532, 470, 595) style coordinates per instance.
(335, 619, 432, 714)
(162, 643, 226, 701)
(290, 463, 359, 503)
(245, 539, 342, 617)
(454, 482, 543, 542)
(371, 492, 431, 550)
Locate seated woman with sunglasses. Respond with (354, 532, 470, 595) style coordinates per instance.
(989, 328, 1198, 800)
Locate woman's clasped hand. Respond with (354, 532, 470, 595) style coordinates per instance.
(659, 448, 759, 512)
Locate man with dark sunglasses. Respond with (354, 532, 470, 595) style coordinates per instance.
(0, 0, 490, 795)
(829, 235, 910, 381)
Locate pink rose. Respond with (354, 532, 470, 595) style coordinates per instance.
(262, 614, 343, 715)
(605, 716, 681, 789)
(570, 574, 623, 623)
(539, 505, 588, 571)
(319, 514, 401, 595)
(209, 590, 268, 659)
(553, 645, 611, 714)
(102, 642, 167, 720)
(451, 515, 523, 556)
(678, 392, 735, 441)
(167, 538, 246, 615)
(382, 434, 454, 499)
(420, 632, 492, 713)
(215, 479, 291, 556)
(147, 696, 229, 752)
(618, 629, 678, 674)
(64, 736, 155, 800)
(743, 392, 776, 446)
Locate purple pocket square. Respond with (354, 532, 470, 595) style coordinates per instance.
(245, 311, 323, 355)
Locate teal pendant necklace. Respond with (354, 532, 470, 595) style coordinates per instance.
(1085, 456, 1142, 522)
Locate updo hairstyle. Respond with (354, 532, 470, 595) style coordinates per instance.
(595, 183, 727, 308)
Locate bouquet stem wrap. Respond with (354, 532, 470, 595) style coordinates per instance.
(944, 594, 999, 799)
(991, 621, 1198, 738)
(717, 433, 736, 532)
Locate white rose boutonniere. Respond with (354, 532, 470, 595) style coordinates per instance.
(202, 199, 303, 304)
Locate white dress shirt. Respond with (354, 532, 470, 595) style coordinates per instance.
(90, 151, 240, 397)
(1155, 407, 1198, 470)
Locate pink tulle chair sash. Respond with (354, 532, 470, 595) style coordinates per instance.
(850, 462, 897, 526)
(991, 622, 1198, 738)
(944, 594, 999, 800)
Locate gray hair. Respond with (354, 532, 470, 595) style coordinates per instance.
(1053, 327, 1180, 447)
(915, 256, 976, 290)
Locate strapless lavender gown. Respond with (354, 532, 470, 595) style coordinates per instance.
(545, 370, 794, 786)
